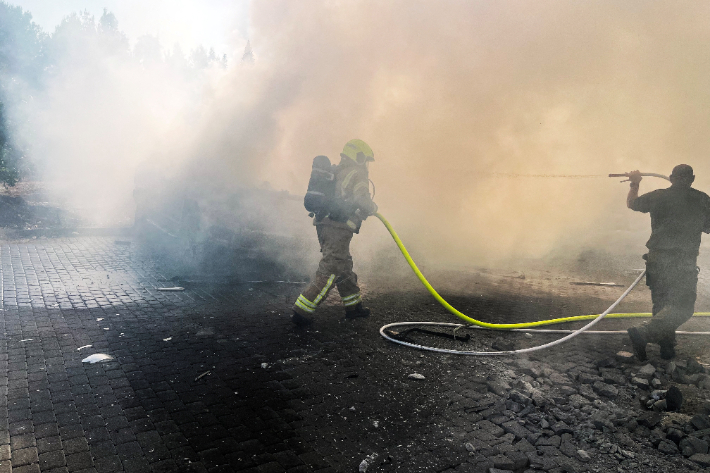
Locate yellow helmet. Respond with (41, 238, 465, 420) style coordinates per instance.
(341, 139, 374, 164)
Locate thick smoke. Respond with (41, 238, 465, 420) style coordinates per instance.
(229, 0, 710, 267)
(12, 1, 710, 269)
(9, 9, 228, 226)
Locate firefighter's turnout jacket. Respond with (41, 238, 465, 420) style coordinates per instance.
(293, 159, 376, 317)
(316, 159, 377, 233)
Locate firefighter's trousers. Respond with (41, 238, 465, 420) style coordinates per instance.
(638, 250, 698, 345)
(293, 225, 362, 316)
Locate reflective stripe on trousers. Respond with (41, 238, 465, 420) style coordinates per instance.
(294, 274, 335, 314)
(341, 292, 362, 307)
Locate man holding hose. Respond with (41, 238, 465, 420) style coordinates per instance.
(626, 165, 710, 361)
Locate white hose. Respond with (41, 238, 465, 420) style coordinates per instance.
(640, 173, 670, 181)
(379, 269, 647, 356)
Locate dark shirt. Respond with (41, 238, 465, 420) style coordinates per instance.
(630, 185, 710, 254)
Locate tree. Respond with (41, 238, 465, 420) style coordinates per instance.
(134, 34, 163, 66)
(241, 41, 254, 63)
(0, 2, 45, 186)
(0, 102, 19, 186)
(189, 45, 210, 69)
(98, 8, 129, 56)
(0, 2, 46, 83)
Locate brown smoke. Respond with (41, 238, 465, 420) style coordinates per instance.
(175, 0, 710, 267)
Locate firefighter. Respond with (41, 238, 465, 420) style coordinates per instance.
(291, 139, 378, 326)
(626, 165, 710, 360)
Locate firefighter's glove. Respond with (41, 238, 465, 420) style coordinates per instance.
(368, 202, 378, 216)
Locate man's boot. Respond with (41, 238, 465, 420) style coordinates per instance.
(291, 310, 313, 327)
(345, 303, 370, 319)
(659, 338, 676, 360)
(627, 326, 648, 362)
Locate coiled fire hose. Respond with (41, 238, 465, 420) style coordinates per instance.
(376, 172, 710, 355)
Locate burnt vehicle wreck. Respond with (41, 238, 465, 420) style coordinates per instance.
(135, 181, 318, 284)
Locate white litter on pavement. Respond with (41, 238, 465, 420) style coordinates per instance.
(77, 345, 92, 351)
(359, 453, 379, 473)
(82, 354, 114, 363)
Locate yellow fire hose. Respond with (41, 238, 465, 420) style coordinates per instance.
(374, 212, 710, 355)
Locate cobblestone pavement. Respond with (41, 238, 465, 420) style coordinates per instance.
(0, 237, 456, 473)
(3, 236, 710, 473)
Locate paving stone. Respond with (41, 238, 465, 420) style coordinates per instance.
(59, 425, 85, 441)
(501, 421, 531, 441)
(525, 451, 557, 470)
(632, 377, 650, 389)
(681, 437, 709, 457)
(658, 439, 679, 455)
(690, 453, 710, 467)
(476, 420, 505, 438)
(487, 379, 511, 397)
(37, 436, 62, 454)
(637, 364, 657, 379)
(12, 446, 39, 466)
(638, 412, 664, 429)
(551, 422, 573, 436)
(691, 415, 710, 431)
(61, 437, 88, 456)
(11, 464, 41, 473)
(592, 381, 618, 398)
(38, 450, 66, 470)
(93, 455, 122, 473)
(120, 457, 151, 473)
(35, 423, 60, 439)
(66, 451, 93, 471)
(9, 420, 33, 437)
(11, 434, 36, 450)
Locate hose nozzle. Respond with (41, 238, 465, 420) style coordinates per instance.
(609, 172, 670, 183)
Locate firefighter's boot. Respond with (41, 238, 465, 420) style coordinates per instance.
(345, 303, 370, 319)
(291, 310, 313, 327)
(627, 327, 648, 362)
(659, 338, 676, 360)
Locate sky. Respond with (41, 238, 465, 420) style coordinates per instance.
(8, 0, 250, 54)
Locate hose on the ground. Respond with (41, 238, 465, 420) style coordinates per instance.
(374, 219, 643, 355)
(373, 172, 710, 354)
(374, 208, 709, 354)
(375, 212, 658, 331)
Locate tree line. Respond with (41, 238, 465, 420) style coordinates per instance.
(0, 3, 227, 186)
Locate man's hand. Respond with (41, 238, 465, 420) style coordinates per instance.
(627, 171, 641, 209)
(627, 170, 642, 185)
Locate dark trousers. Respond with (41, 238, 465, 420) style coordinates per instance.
(293, 225, 361, 316)
(640, 250, 698, 344)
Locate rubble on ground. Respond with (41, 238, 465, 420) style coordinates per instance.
(441, 352, 710, 472)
